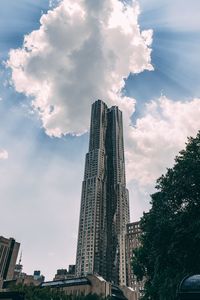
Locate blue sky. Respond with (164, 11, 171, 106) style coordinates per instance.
(0, 0, 200, 280)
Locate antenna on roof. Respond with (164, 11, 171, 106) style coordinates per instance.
(18, 251, 22, 265)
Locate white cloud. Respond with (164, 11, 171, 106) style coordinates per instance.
(0, 149, 8, 160)
(125, 97, 200, 186)
(7, 0, 153, 137)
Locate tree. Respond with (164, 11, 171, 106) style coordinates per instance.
(10, 284, 70, 300)
(10, 284, 104, 300)
(132, 131, 200, 300)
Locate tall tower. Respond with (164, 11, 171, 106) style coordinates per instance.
(76, 100, 130, 285)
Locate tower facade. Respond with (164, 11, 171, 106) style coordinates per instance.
(76, 100, 130, 285)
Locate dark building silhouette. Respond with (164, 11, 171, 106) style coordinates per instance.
(0, 292, 24, 300)
(178, 275, 200, 300)
(126, 222, 144, 297)
(0, 236, 20, 283)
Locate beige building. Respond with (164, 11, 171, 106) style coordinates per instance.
(41, 274, 137, 300)
(0, 236, 20, 286)
(16, 270, 45, 286)
(126, 222, 144, 298)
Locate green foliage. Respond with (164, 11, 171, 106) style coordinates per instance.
(11, 284, 69, 300)
(10, 284, 104, 300)
(132, 132, 200, 300)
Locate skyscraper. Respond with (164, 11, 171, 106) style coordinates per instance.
(76, 100, 130, 285)
(0, 236, 20, 282)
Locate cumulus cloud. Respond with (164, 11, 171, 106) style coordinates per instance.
(7, 0, 153, 136)
(125, 97, 200, 186)
(0, 149, 8, 160)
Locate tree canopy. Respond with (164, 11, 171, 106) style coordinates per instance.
(11, 284, 103, 300)
(132, 131, 200, 300)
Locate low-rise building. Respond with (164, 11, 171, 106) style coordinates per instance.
(13, 264, 23, 280)
(54, 265, 76, 281)
(16, 270, 45, 286)
(41, 274, 137, 300)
